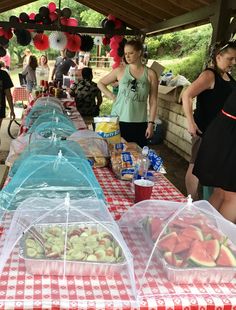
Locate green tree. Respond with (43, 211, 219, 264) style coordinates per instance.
(80, 9, 104, 27)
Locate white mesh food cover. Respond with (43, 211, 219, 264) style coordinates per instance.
(0, 196, 137, 302)
(118, 198, 236, 300)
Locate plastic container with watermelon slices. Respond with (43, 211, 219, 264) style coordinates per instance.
(120, 198, 236, 285)
(147, 200, 236, 283)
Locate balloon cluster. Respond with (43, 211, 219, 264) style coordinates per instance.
(101, 15, 127, 69)
(0, 2, 94, 53)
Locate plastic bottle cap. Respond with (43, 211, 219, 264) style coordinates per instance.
(142, 146, 149, 156)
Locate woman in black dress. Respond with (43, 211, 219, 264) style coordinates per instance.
(193, 88, 236, 223)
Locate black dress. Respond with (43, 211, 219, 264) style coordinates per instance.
(193, 88, 236, 192)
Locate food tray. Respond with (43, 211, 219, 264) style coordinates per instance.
(141, 215, 236, 284)
(19, 222, 127, 276)
(159, 257, 236, 284)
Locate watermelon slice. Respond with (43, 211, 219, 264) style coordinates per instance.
(173, 241, 191, 254)
(202, 239, 220, 260)
(158, 232, 178, 252)
(151, 217, 163, 240)
(216, 244, 236, 267)
(188, 240, 216, 267)
(181, 225, 204, 241)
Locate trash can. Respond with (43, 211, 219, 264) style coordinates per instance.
(148, 119, 164, 145)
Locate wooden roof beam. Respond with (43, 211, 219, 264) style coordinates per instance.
(0, 0, 37, 13)
(167, 0, 206, 11)
(144, 2, 216, 36)
(140, 0, 188, 16)
(0, 20, 141, 36)
(120, 0, 177, 19)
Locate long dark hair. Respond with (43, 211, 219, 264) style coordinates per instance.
(29, 55, 38, 70)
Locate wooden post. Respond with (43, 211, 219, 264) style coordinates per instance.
(210, 0, 231, 44)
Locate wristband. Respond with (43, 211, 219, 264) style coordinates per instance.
(148, 121, 155, 124)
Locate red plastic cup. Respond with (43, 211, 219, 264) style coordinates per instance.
(134, 179, 154, 203)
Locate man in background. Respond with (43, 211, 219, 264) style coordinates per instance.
(51, 49, 76, 87)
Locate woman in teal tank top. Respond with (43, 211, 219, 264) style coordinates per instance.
(98, 39, 158, 147)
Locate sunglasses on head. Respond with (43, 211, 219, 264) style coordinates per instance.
(131, 79, 137, 92)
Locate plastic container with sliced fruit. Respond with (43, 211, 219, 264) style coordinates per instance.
(0, 195, 134, 287)
(119, 198, 236, 293)
(20, 222, 126, 276)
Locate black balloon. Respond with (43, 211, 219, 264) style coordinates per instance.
(39, 6, 50, 18)
(104, 20, 115, 35)
(34, 14, 43, 23)
(16, 30, 31, 46)
(9, 16, 19, 23)
(0, 47, 6, 57)
(0, 36, 9, 46)
(101, 18, 108, 28)
(19, 12, 29, 22)
(42, 17, 52, 25)
(117, 46, 124, 57)
(80, 35, 94, 52)
(62, 7, 71, 18)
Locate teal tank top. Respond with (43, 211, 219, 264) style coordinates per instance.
(111, 65, 150, 122)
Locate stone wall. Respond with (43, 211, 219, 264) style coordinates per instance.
(157, 87, 193, 161)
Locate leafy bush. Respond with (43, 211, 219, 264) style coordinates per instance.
(100, 98, 113, 116)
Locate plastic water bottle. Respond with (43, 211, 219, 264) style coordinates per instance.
(131, 146, 150, 192)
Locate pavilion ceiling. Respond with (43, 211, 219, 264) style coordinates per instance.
(0, 0, 234, 36)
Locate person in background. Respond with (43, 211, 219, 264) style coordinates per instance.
(38, 55, 50, 71)
(51, 49, 76, 87)
(70, 67, 102, 129)
(98, 39, 158, 147)
(22, 49, 32, 70)
(84, 52, 90, 66)
(0, 68, 15, 131)
(21, 55, 38, 94)
(193, 88, 236, 223)
(38, 55, 50, 85)
(182, 41, 236, 201)
(0, 49, 11, 71)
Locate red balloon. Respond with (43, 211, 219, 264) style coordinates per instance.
(3, 29, 13, 40)
(67, 18, 78, 27)
(0, 28, 4, 36)
(66, 34, 81, 52)
(60, 17, 68, 25)
(49, 12, 58, 22)
(102, 37, 110, 46)
(115, 19, 122, 29)
(33, 33, 49, 51)
(107, 14, 116, 21)
(110, 40, 119, 49)
(109, 49, 117, 57)
(112, 61, 120, 69)
(112, 35, 123, 43)
(48, 2, 57, 13)
(29, 13, 36, 20)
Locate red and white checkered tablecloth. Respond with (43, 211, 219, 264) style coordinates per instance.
(12, 87, 28, 103)
(94, 168, 185, 220)
(1, 168, 236, 309)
